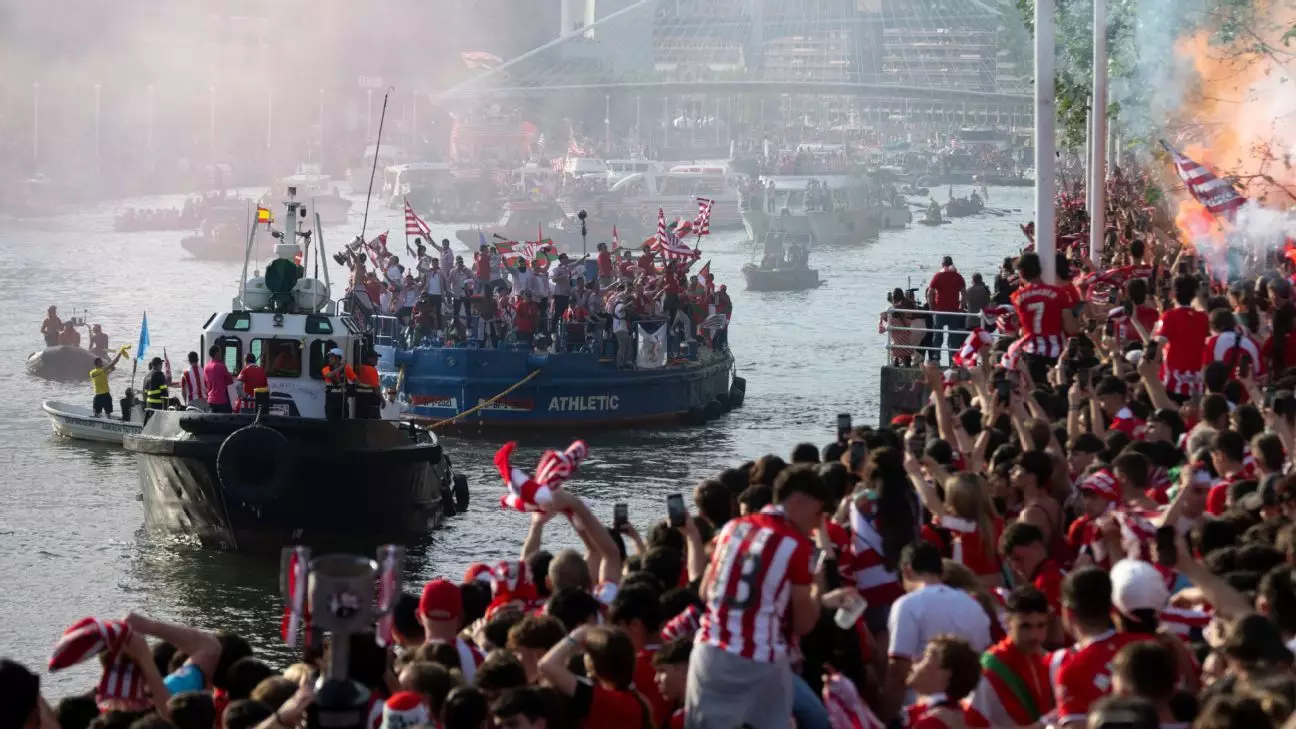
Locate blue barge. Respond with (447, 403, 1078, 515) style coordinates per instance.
(382, 341, 743, 428)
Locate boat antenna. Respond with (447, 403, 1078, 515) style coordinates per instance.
(359, 87, 394, 241)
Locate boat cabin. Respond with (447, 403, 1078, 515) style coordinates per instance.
(200, 310, 363, 419)
(609, 170, 732, 199)
(280, 164, 339, 198)
(564, 157, 609, 178)
(756, 174, 881, 213)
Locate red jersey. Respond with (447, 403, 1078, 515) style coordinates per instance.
(1107, 304, 1160, 347)
(1204, 330, 1264, 377)
(905, 697, 979, 729)
(1153, 307, 1209, 396)
(237, 364, 268, 397)
(474, 254, 491, 280)
(634, 648, 671, 727)
(571, 678, 652, 729)
(1206, 471, 1244, 515)
(1010, 282, 1078, 358)
(1030, 559, 1065, 615)
(969, 639, 1054, 727)
(514, 300, 539, 334)
(928, 269, 966, 312)
(1051, 631, 1154, 725)
(920, 515, 1002, 578)
(597, 250, 613, 277)
(847, 504, 906, 609)
(1262, 333, 1296, 374)
(696, 506, 814, 662)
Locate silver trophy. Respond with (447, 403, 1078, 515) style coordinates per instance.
(280, 546, 405, 729)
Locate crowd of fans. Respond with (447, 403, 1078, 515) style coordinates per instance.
(9, 172, 1296, 729)
(344, 236, 732, 361)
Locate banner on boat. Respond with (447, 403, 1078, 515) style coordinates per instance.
(636, 322, 668, 369)
(548, 395, 620, 412)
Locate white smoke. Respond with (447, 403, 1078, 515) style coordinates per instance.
(1232, 200, 1296, 251)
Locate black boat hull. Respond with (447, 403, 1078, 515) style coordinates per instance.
(124, 412, 450, 551)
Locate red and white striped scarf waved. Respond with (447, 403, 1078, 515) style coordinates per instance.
(49, 618, 149, 709)
(494, 440, 589, 512)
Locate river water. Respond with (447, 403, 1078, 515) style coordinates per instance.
(0, 186, 1030, 691)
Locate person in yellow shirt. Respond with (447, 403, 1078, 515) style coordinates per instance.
(89, 346, 128, 417)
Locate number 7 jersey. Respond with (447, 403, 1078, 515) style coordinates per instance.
(696, 506, 815, 663)
(1010, 282, 1080, 359)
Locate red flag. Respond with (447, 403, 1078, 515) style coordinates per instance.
(698, 259, 711, 279)
(1160, 140, 1247, 222)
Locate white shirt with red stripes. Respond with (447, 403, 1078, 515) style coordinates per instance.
(180, 364, 205, 405)
(696, 506, 814, 663)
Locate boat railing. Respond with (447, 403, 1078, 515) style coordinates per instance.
(371, 315, 402, 348)
(881, 306, 1002, 362)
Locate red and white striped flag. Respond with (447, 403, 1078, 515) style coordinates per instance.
(494, 440, 589, 513)
(694, 197, 714, 236)
(612, 225, 621, 251)
(1160, 140, 1247, 223)
(404, 199, 431, 240)
(49, 618, 149, 708)
(952, 328, 995, 368)
(280, 546, 310, 648)
(655, 208, 668, 250)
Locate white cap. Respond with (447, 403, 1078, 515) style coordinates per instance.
(1110, 558, 1169, 616)
(328, 348, 344, 357)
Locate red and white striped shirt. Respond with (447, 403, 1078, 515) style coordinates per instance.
(697, 506, 814, 662)
(1205, 330, 1264, 376)
(848, 503, 906, 609)
(1010, 282, 1080, 358)
(180, 364, 206, 405)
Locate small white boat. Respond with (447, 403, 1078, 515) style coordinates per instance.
(42, 399, 143, 444)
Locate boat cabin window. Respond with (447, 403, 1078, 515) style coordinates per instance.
(250, 338, 302, 378)
(305, 315, 334, 335)
(214, 336, 242, 373)
(221, 313, 252, 331)
(308, 339, 339, 379)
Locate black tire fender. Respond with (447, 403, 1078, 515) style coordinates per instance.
(216, 425, 291, 505)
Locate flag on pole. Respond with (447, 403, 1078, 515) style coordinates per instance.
(612, 226, 621, 251)
(479, 231, 489, 248)
(256, 206, 274, 224)
(694, 197, 714, 236)
(136, 312, 150, 362)
(656, 209, 668, 250)
(404, 199, 431, 240)
(698, 259, 711, 279)
(1160, 140, 1247, 223)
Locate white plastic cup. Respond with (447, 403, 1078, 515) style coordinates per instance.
(834, 593, 868, 630)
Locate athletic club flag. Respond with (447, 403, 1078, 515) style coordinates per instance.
(655, 208, 668, 249)
(404, 199, 431, 240)
(952, 328, 995, 368)
(694, 197, 714, 236)
(49, 618, 149, 707)
(494, 440, 589, 512)
(1160, 140, 1247, 223)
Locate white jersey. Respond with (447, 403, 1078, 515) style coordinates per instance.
(425, 271, 445, 296)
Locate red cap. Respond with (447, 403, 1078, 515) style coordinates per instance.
(890, 413, 914, 428)
(463, 563, 493, 584)
(418, 579, 462, 622)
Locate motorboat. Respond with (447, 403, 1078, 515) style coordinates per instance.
(455, 200, 650, 254)
(42, 399, 144, 444)
(273, 164, 352, 226)
(558, 169, 742, 232)
(27, 345, 100, 382)
(124, 191, 468, 551)
(945, 195, 986, 218)
(741, 231, 822, 292)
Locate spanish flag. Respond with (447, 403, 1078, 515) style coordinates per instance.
(256, 206, 274, 224)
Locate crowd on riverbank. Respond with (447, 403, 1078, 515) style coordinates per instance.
(9, 171, 1296, 729)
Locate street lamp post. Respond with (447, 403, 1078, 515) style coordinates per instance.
(93, 84, 102, 174)
(604, 94, 611, 153)
(31, 81, 39, 164)
(266, 87, 274, 151)
(146, 84, 155, 152)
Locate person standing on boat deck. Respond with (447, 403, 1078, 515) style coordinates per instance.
(965, 272, 991, 330)
(435, 238, 455, 273)
(596, 242, 615, 288)
(204, 345, 235, 414)
(926, 255, 967, 365)
(449, 256, 471, 324)
(612, 292, 632, 369)
(88, 324, 109, 358)
(58, 321, 82, 347)
(355, 350, 383, 419)
(41, 305, 62, 347)
(550, 253, 575, 336)
(423, 259, 447, 334)
(384, 255, 404, 289)
(321, 348, 355, 420)
(514, 291, 540, 349)
(530, 259, 551, 337)
(89, 346, 127, 417)
(475, 244, 492, 292)
(144, 357, 170, 411)
(179, 351, 206, 410)
(236, 352, 269, 413)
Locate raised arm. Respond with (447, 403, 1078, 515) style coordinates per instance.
(125, 613, 222, 687)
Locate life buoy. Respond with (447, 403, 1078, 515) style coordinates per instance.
(216, 424, 292, 505)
